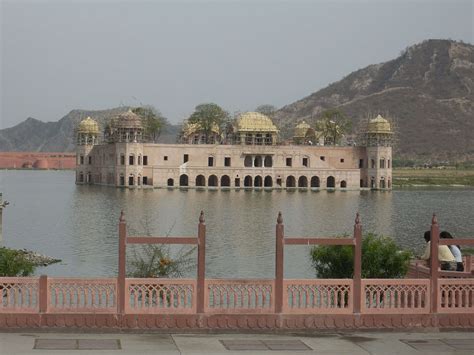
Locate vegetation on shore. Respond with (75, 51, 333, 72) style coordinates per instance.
(393, 168, 474, 187)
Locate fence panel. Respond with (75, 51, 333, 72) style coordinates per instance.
(48, 278, 117, 313)
(125, 278, 196, 314)
(205, 279, 274, 313)
(438, 279, 474, 313)
(0, 277, 39, 313)
(361, 279, 430, 314)
(283, 279, 353, 314)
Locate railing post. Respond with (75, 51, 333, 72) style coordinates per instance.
(353, 213, 362, 314)
(465, 255, 472, 273)
(275, 212, 284, 314)
(197, 211, 206, 313)
(430, 213, 439, 313)
(118, 211, 127, 315)
(38, 274, 48, 313)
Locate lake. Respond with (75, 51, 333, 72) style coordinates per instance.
(1, 170, 473, 278)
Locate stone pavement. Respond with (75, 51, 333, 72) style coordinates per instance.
(1, 331, 474, 354)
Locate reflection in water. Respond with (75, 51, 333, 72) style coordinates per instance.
(1, 170, 473, 278)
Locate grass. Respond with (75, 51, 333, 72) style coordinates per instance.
(393, 168, 474, 186)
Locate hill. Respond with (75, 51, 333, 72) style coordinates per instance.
(273, 39, 474, 163)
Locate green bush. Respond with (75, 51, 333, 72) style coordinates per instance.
(0, 247, 35, 277)
(310, 233, 412, 279)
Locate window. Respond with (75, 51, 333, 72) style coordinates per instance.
(359, 159, 364, 168)
(80, 155, 84, 165)
(143, 156, 148, 165)
(340, 158, 344, 163)
(286, 157, 292, 167)
(183, 154, 189, 163)
(128, 176, 134, 186)
(163, 156, 168, 161)
(143, 176, 148, 185)
(120, 176, 125, 186)
(88, 156, 92, 165)
(129, 155, 134, 165)
(320, 156, 325, 161)
(225, 157, 231, 167)
(208, 156, 214, 167)
(302, 157, 308, 167)
(138, 156, 142, 165)
(234, 177, 240, 187)
(371, 159, 375, 169)
(388, 159, 391, 169)
(120, 155, 125, 165)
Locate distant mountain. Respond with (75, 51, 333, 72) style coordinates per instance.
(0, 107, 179, 152)
(274, 39, 474, 162)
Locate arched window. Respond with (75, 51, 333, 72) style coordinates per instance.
(370, 177, 376, 189)
(380, 177, 386, 189)
(388, 179, 392, 189)
(179, 174, 189, 187)
(388, 159, 391, 169)
(196, 175, 206, 187)
(371, 159, 375, 169)
(128, 175, 134, 186)
(298, 176, 308, 188)
(286, 176, 296, 188)
(310, 176, 320, 188)
(244, 175, 253, 187)
(221, 175, 230, 187)
(264, 176, 273, 187)
(208, 175, 218, 187)
(254, 176, 263, 187)
(138, 155, 142, 165)
(167, 178, 174, 187)
(327, 176, 335, 188)
(79, 172, 84, 183)
(340, 180, 347, 188)
(120, 175, 125, 186)
(254, 156, 262, 167)
(244, 156, 252, 167)
(264, 156, 273, 167)
(380, 159, 385, 169)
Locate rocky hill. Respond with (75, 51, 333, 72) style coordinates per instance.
(0, 107, 179, 152)
(274, 39, 474, 162)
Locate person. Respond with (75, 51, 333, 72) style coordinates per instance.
(420, 231, 456, 271)
(440, 231, 464, 272)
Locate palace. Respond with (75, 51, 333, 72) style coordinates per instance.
(75, 111, 393, 190)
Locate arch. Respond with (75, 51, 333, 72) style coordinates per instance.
(244, 175, 253, 187)
(298, 176, 308, 188)
(128, 175, 134, 186)
(380, 177, 386, 189)
(264, 155, 273, 167)
(326, 176, 335, 188)
(254, 175, 263, 187)
(310, 176, 320, 188)
(254, 156, 262, 167)
(388, 179, 392, 189)
(340, 180, 347, 188)
(244, 156, 252, 167)
(167, 178, 174, 187)
(179, 174, 189, 187)
(221, 175, 230, 187)
(208, 175, 218, 187)
(196, 175, 206, 187)
(286, 175, 296, 188)
(264, 175, 273, 187)
(370, 177, 376, 189)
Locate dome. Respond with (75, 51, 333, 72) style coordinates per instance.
(113, 109, 143, 129)
(77, 117, 99, 134)
(294, 120, 311, 138)
(236, 112, 278, 133)
(368, 114, 392, 134)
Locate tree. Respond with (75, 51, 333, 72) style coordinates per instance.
(187, 103, 229, 144)
(310, 233, 412, 279)
(0, 247, 35, 277)
(255, 104, 277, 117)
(132, 106, 168, 143)
(315, 109, 351, 145)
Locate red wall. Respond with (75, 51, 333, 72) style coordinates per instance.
(0, 152, 76, 169)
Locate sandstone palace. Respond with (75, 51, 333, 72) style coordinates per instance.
(75, 111, 393, 190)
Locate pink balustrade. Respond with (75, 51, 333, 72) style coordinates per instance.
(48, 278, 117, 313)
(205, 279, 274, 313)
(125, 278, 196, 314)
(438, 279, 474, 313)
(361, 279, 430, 314)
(283, 279, 353, 314)
(0, 277, 38, 313)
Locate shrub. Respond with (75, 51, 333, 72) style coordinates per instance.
(0, 247, 35, 277)
(310, 233, 412, 279)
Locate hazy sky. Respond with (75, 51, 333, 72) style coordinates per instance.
(1, 0, 472, 127)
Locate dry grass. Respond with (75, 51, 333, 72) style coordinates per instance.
(393, 168, 474, 186)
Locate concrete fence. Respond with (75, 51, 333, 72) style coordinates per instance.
(1, 212, 473, 330)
